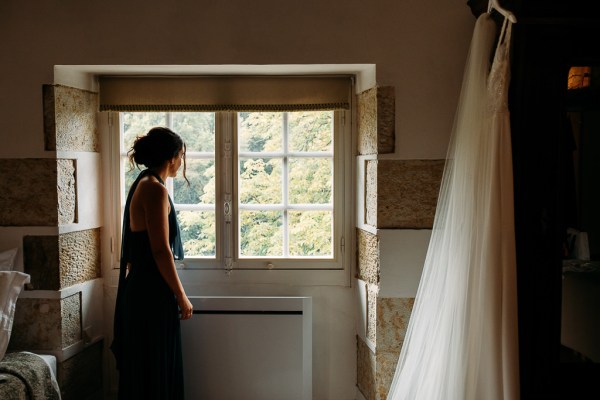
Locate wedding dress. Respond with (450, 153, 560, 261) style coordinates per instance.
(386, 11, 519, 400)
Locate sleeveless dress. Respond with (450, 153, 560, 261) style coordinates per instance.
(111, 169, 185, 400)
(386, 13, 519, 400)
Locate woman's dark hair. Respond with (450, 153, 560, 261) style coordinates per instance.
(128, 127, 188, 183)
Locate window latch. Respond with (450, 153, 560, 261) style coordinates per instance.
(224, 197, 232, 222)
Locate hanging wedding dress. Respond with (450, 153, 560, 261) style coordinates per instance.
(386, 9, 519, 400)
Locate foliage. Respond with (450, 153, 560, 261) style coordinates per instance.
(120, 111, 334, 258)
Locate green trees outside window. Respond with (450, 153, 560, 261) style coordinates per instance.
(120, 110, 335, 261)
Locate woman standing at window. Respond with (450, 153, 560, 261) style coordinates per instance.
(111, 127, 193, 400)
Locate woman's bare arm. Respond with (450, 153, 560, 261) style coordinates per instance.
(140, 181, 193, 319)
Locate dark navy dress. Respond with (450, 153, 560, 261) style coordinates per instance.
(111, 169, 185, 400)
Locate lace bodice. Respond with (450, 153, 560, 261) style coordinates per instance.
(487, 18, 513, 113)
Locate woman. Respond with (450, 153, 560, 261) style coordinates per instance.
(111, 127, 193, 400)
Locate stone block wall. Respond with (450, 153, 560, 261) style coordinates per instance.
(43, 84, 99, 152)
(357, 336, 377, 399)
(23, 229, 101, 291)
(0, 159, 61, 226)
(355, 86, 442, 399)
(3, 84, 103, 400)
(357, 86, 395, 155)
(374, 298, 414, 399)
(366, 160, 444, 229)
(10, 293, 83, 350)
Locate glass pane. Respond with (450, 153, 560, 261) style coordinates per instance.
(238, 112, 283, 152)
(123, 158, 142, 197)
(177, 210, 216, 257)
(288, 111, 333, 152)
(172, 112, 215, 152)
(289, 211, 333, 257)
(239, 210, 283, 257)
(289, 157, 332, 204)
(173, 159, 215, 205)
(121, 112, 167, 152)
(239, 158, 282, 204)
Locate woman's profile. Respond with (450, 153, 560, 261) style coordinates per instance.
(111, 127, 193, 400)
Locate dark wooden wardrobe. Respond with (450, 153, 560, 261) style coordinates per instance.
(508, 0, 600, 398)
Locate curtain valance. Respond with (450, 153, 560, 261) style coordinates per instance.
(99, 75, 352, 112)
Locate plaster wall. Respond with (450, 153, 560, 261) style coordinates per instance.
(0, 0, 474, 160)
(379, 229, 431, 298)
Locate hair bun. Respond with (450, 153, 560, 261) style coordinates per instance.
(128, 127, 184, 169)
(132, 135, 151, 166)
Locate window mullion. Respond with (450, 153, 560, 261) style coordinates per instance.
(221, 112, 234, 271)
(165, 112, 175, 196)
(282, 113, 289, 258)
(112, 112, 124, 266)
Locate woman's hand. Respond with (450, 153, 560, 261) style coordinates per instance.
(178, 294, 194, 320)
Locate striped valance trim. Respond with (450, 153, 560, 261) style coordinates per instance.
(98, 75, 353, 112)
(100, 103, 350, 112)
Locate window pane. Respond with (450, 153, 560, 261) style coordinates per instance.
(289, 157, 332, 204)
(177, 210, 216, 257)
(172, 112, 215, 152)
(173, 159, 215, 205)
(121, 112, 167, 152)
(289, 211, 333, 257)
(239, 210, 282, 257)
(238, 112, 283, 152)
(117, 108, 344, 268)
(239, 158, 282, 204)
(288, 111, 333, 152)
(123, 160, 142, 197)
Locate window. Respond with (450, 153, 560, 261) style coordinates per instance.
(113, 109, 350, 270)
(103, 75, 353, 271)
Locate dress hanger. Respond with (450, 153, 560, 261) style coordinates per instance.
(488, 0, 517, 23)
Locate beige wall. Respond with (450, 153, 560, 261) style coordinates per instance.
(0, 0, 473, 160)
(0, 1, 475, 399)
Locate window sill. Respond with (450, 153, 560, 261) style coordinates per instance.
(107, 266, 351, 287)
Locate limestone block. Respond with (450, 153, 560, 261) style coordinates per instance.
(376, 297, 414, 353)
(357, 337, 376, 400)
(58, 229, 101, 289)
(357, 297, 415, 400)
(366, 284, 378, 345)
(0, 158, 77, 226)
(24, 229, 101, 290)
(377, 159, 445, 228)
(58, 340, 103, 400)
(358, 87, 395, 155)
(43, 84, 99, 152)
(358, 298, 414, 400)
(365, 160, 378, 227)
(9, 298, 62, 350)
(375, 349, 401, 400)
(57, 159, 77, 224)
(0, 158, 58, 226)
(61, 293, 82, 347)
(9, 294, 82, 352)
(357, 228, 379, 285)
(10, 295, 83, 353)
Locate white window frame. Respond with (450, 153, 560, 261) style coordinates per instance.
(107, 109, 353, 272)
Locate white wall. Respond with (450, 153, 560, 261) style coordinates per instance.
(0, 1, 476, 399)
(379, 229, 431, 298)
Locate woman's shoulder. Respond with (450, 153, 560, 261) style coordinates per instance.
(136, 176, 168, 199)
